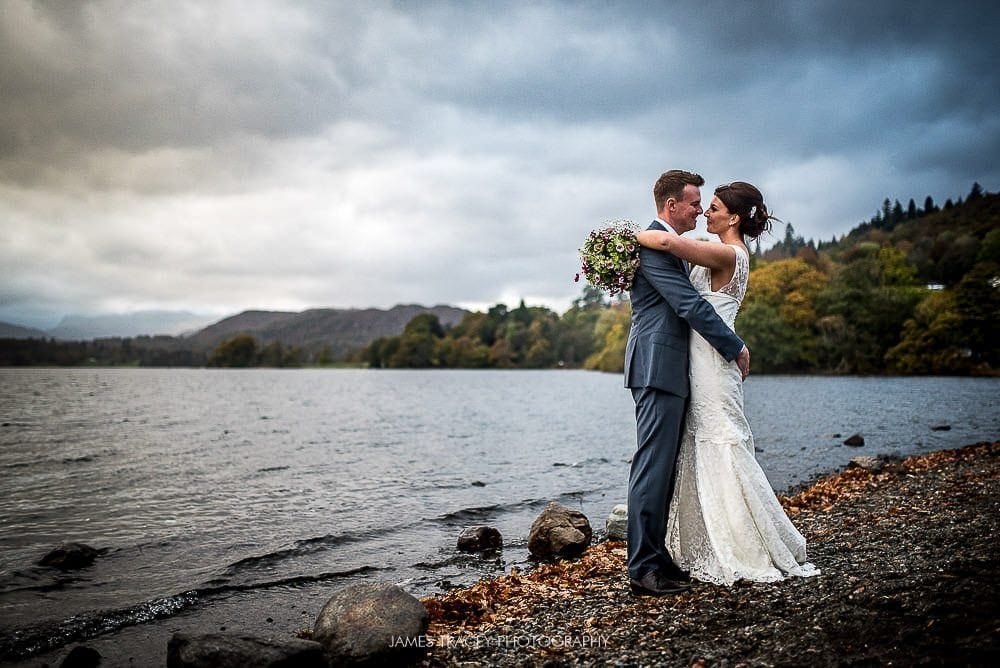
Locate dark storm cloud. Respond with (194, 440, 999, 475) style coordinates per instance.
(0, 0, 997, 327)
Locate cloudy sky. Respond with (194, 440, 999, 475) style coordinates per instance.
(2, 0, 998, 329)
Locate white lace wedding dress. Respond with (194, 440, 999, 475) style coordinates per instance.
(666, 245, 819, 585)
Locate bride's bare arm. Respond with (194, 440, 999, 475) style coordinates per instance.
(635, 231, 736, 272)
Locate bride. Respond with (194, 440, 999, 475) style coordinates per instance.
(636, 181, 819, 585)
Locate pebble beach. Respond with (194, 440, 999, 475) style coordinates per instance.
(421, 442, 999, 667)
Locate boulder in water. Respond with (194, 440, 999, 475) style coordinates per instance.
(457, 526, 502, 552)
(39, 543, 100, 571)
(844, 433, 865, 447)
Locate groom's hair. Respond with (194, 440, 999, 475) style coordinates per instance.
(654, 170, 705, 211)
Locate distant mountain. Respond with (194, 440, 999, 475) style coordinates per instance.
(184, 304, 468, 358)
(48, 311, 222, 340)
(0, 304, 470, 363)
(185, 310, 298, 344)
(0, 321, 48, 339)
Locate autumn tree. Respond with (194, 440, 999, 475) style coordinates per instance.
(815, 245, 923, 372)
(885, 291, 967, 374)
(209, 334, 259, 367)
(585, 303, 630, 372)
(736, 258, 827, 372)
(390, 313, 445, 367)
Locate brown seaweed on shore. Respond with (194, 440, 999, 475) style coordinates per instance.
(423, 541, 627, 632)
(779, 442, 998, 515)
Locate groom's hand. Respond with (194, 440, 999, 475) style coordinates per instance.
(736, 346, 750, 380)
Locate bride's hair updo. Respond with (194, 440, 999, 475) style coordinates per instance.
(714, 182, 775, 240)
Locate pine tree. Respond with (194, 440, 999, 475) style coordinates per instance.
(891, 200, 904, 225)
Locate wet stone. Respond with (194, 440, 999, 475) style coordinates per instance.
(39, 543, 100, 571)
(457, 526, 502, 552)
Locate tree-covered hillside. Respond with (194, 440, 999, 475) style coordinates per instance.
(364, 184, 998, 375)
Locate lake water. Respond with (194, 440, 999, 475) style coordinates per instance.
(1, 368, 998, 662)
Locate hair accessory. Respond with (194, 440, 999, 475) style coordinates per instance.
(748, 205, 757, 219)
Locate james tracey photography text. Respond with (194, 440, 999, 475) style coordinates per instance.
(389, 634, 611, 649)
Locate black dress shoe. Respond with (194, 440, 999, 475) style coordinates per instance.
(662, 565, 692, 584)
(629, 571, 690, 597)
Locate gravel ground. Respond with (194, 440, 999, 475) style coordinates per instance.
(421, 442, 1000, 667)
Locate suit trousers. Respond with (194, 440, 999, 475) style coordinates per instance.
(627, 386, 687, 579)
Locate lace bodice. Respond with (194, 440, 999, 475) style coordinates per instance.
(689, 244, 750, 303)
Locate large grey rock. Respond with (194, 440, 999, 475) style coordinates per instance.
(605, 504, 628, 541)
(312, 582, 429, 667)
(527, 501, 593, 559)
(39, 543, 100, 571)
(457, 525, 502, 552)
(166, 633, 326, 668)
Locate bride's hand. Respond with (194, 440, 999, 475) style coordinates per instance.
(736, 346, 750, 380)
(636, 230, 674, 251)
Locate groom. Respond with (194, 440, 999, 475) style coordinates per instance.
(624, 169, 750, 596)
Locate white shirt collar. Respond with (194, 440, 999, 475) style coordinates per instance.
(655, 217, 678, 234)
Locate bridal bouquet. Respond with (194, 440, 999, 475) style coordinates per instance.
(575, 219, 640, 296)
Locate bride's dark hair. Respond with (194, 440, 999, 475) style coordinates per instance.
(714, 182, 776, 240)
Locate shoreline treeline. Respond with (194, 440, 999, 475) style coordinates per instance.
(365, 184, 999, 375)
(2, 185, 997, 374)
